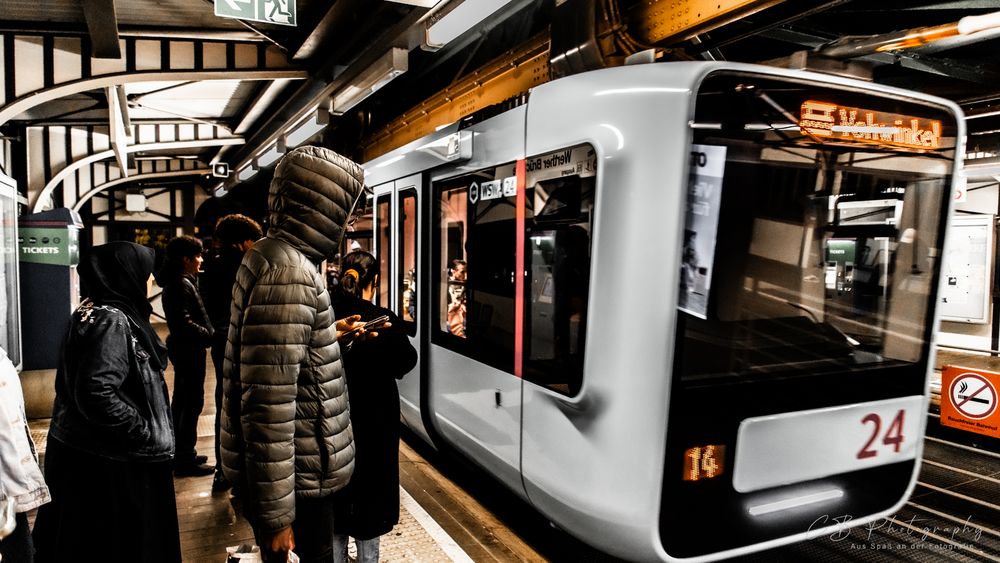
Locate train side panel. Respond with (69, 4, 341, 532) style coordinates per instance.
(520, 64, 705, 562)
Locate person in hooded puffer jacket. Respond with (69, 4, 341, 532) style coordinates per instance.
(220, 146, 366, 563)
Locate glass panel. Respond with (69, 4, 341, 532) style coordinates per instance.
(398, 190, 417, 333)
(376, 194, 391, 308)
(681, 72, 956, 382)
(335, 194, 373, 289)
(342, 195, 374, 255)
(523, 145, 596, 396)
(438, 185, 468, 338)
(434, 164, 517, 372)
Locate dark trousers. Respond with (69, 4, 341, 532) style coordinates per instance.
(33, 438, 181, 563)
(0, 512, 33, 563)
(254, 495, 336, 563)
(210, 331, 227, 469)
(168, 344, 207, 465)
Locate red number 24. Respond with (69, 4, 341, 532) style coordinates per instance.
(857, 409, 906, 459)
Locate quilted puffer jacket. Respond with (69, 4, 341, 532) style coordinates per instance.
(220, 146, 364, 533)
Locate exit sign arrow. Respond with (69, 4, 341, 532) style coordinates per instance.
(215, 0, 296, 27)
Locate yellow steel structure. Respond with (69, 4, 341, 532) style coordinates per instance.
(629, 0, 785, 45)
(361, 33, 550, 162)
(361, 0, 783, 160)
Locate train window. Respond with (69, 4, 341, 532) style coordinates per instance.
(375, 194, 391, 307)
(678, 72, 956, 382)
(334, 193, 373, 288)
(398, 189, 417, 334)
(433, 164, 517, 372)
(431, 146, 596, 387)
(523, 145, 596, 396)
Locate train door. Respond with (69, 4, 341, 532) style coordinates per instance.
(424, 107, 526, 492)
(366, 179, 426, 439)
(391, 175, 427, 441)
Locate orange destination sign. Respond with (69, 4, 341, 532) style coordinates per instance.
(940, 365, 1000, 439)
(800, 100, 942, 150)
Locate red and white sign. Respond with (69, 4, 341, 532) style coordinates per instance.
(941, 366, 1000, 439)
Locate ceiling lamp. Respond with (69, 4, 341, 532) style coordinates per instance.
(284, 108, 330, 148)
(424, 0, 515, 50)
(256, 143, 283, 168)
(331, 48, 409, 115)
(237, 162, 258, 182)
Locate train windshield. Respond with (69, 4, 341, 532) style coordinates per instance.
(680, 71, 958, 381)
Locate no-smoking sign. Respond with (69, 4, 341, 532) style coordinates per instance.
(941, 366, 1000, 438)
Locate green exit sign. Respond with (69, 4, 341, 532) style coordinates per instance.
(215, 0, 296, 27)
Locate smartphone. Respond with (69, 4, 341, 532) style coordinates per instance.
(362, 314, 390, 330)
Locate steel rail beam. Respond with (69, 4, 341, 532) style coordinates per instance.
(72, 167, 211, 212)
(0, 33, 305, 128)
(32, 137, 243, 212)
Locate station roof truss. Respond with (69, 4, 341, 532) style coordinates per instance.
(2, 0, 1000, 213)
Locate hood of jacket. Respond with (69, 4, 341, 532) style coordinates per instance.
(267, 146, 365, 262)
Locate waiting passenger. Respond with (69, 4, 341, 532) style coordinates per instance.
(331, 251, 417, 563)
(220, 146, 365, 563)
(33, 242, 181, 563)
(157, 235, 214, 477)
(200, 213, 262, 493)
(0, 345, 50, 563)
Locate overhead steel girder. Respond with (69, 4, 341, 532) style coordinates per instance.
(81, 0, 121, 59)
(72, 167, 211, 213)
(361, 33, 551, 162)
(629, 0, 787, 45)
(761, 27, 1000, 85)
(0, 33, 307, 127)
(32, 136, 243, 212)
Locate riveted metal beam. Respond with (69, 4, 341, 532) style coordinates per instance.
(628, 0, 786, 46)
(361, 33, 550, 162)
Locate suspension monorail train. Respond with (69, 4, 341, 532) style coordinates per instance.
(351, 60, 962, 561)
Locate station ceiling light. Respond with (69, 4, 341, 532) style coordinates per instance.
(284, 108, 330, 148)
(424, 0, 517, 50)
(331, 48, 409, 116)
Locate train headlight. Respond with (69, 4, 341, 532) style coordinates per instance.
(683, 445, 726, 481)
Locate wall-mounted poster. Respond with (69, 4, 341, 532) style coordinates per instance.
(940, 214, 993, 324)
(680, 144, 726, 319)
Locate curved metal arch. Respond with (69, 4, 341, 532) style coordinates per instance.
(72, 168, 212, 213)
(32, 137, 245, 212)
(0, 69, 307, 128)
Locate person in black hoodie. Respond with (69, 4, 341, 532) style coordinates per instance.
(200, 214, 262, 492)
(157, 235, 214, 476)
(331, 250, 417, 563)
(33, 242, 180, 563)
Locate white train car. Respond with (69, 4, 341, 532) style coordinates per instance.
(355, 61, 962, 561)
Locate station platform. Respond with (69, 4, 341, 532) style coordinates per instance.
(22, 323, 554, 563)
(21, 338, 1000, 562)
(25, 417, 502, 562)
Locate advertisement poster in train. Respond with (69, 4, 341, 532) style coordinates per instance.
(940, 366, 999, 439)
(939, 215, 992, 324)
(680, 144, 725, 319)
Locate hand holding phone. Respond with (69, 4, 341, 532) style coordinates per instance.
(362, 314, 390, 330)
